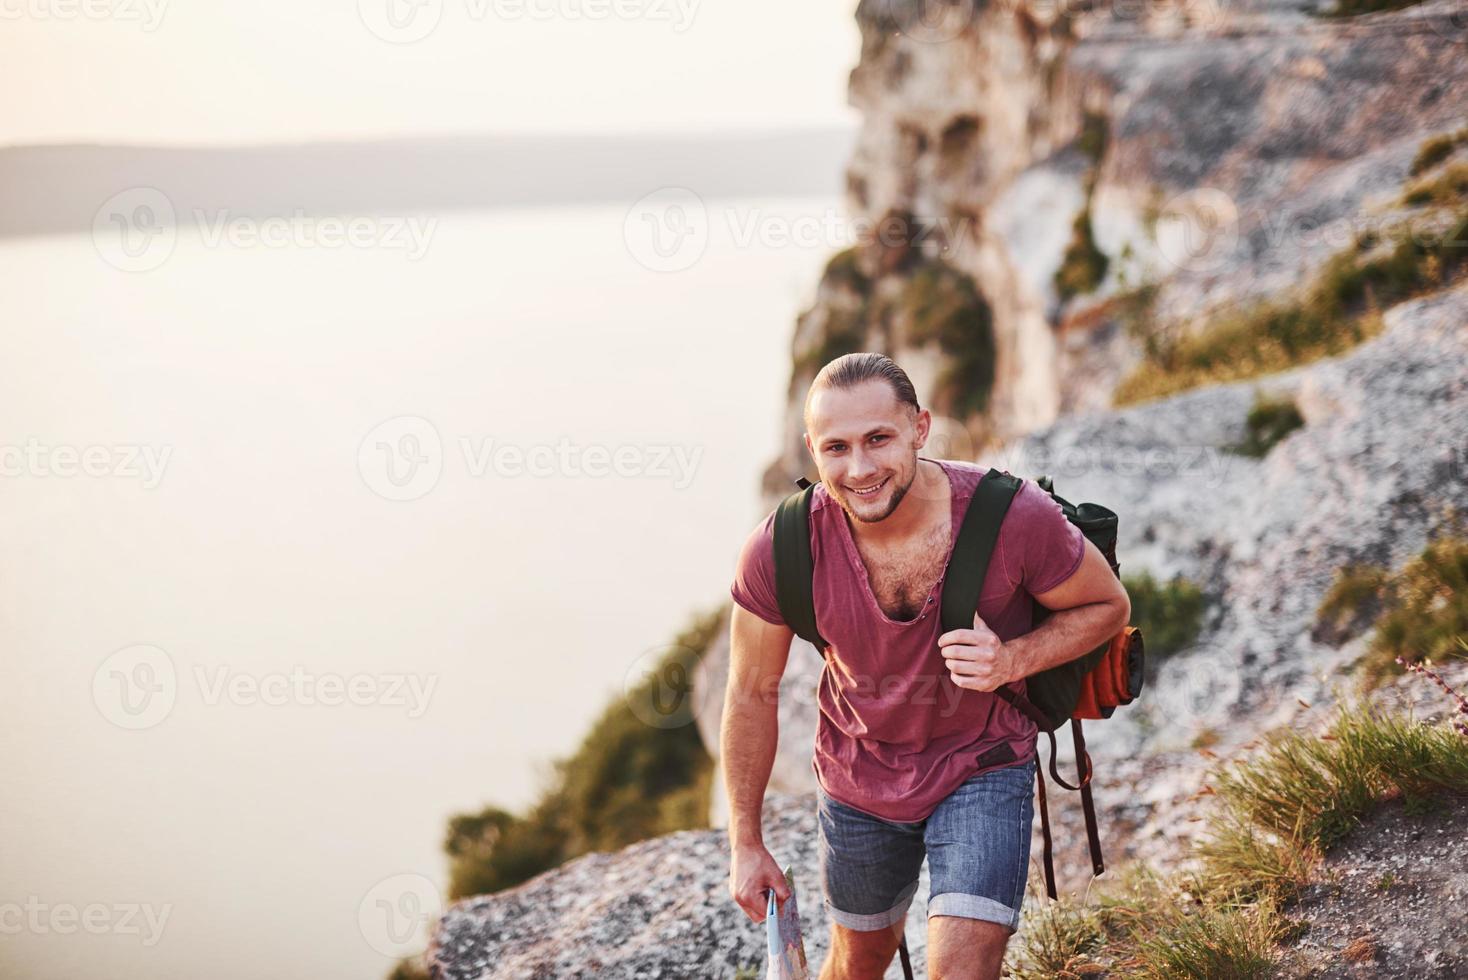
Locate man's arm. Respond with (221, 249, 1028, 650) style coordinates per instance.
(1004, 536, 1131, 678)
(721, 604, 795, 847)
(724, 605, 797, 918)
(939, 536, 1131, 691)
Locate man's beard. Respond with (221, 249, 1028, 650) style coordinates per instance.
(839, 463, 913, 524)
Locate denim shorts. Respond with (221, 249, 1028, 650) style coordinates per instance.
(815, 757, 1036, 933)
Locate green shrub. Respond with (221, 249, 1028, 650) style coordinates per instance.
(1123, 571, 1206, 660)
(1361, 531, 1468, 685)
(1230, 392, 1305, 457)
(1410, 127, 1468, 176)
(1313, 563, 1390, 646)
(443, 607, 723, 900)
(899, 260, 996, 418)
(1053, 111, 1112, 303)
(1054, 208, 1109, 301)
(1403, 162, 1468, 208)
(1114, 206, 1468, 406)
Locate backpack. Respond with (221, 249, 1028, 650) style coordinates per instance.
(771, 466, 1145, 928)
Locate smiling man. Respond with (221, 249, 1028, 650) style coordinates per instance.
(723, 353, 1130, 980)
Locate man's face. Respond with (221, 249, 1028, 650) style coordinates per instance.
(804, 380, 930, 525)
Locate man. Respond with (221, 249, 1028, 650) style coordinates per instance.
(723, 353, 1131, 979)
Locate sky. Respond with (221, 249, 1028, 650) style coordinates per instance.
(0, 0, 863, 146)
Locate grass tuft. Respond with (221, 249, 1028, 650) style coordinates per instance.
(1230, 391, 1305, 457)
(1316, 528, 1468, 687)
(1198, 703, 1468, 902)
(1410, 127, 1468, 177)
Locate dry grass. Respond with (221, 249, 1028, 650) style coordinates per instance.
(1011, 702, 1468, 978)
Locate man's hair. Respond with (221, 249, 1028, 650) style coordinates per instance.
(803, 352, 920, 433)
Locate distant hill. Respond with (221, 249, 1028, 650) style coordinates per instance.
(0, 127, 855, 238)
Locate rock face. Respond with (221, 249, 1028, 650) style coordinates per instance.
(759, 0, 1468, 495)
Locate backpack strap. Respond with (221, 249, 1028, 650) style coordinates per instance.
(772, 478, 829, 652)
(941, 467, 1104, 899)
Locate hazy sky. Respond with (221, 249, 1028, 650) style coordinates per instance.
(1, 0, 862, 146)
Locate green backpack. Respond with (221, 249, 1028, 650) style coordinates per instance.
(772, 466, 1145, 905)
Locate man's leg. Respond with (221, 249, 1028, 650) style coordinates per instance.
(926, 915, 1011, 980)
(922, 757, 1038, 980)
(815, 783, 925, 980)
(818, 919, 904, 980)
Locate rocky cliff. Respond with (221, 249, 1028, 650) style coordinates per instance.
(429, 0, 1468, 976)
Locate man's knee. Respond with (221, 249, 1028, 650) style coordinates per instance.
(819, 919, 904, 980)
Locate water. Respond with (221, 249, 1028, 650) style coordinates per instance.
(0, 196, 838, 980)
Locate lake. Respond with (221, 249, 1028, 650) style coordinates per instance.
(0, 194, 839, 979)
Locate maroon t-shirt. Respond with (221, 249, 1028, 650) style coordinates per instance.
(730, 457, 1086, 822)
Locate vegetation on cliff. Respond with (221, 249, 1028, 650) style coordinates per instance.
(1315, 525, 1468, 688)
(442, 606, 723, 901)
(1121, 570, 1206, 661)
(795, 247, 996, 422)
(1054, 111, 1111, 304)
(1115, 132, 1468, 407)
(1010, 685, 1468, 978)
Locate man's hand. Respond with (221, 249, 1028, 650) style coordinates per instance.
(938, 611, 1019, 692)
(729, 841, 792, 923)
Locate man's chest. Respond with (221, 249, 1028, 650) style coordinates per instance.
(851, 518, 952, 622)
